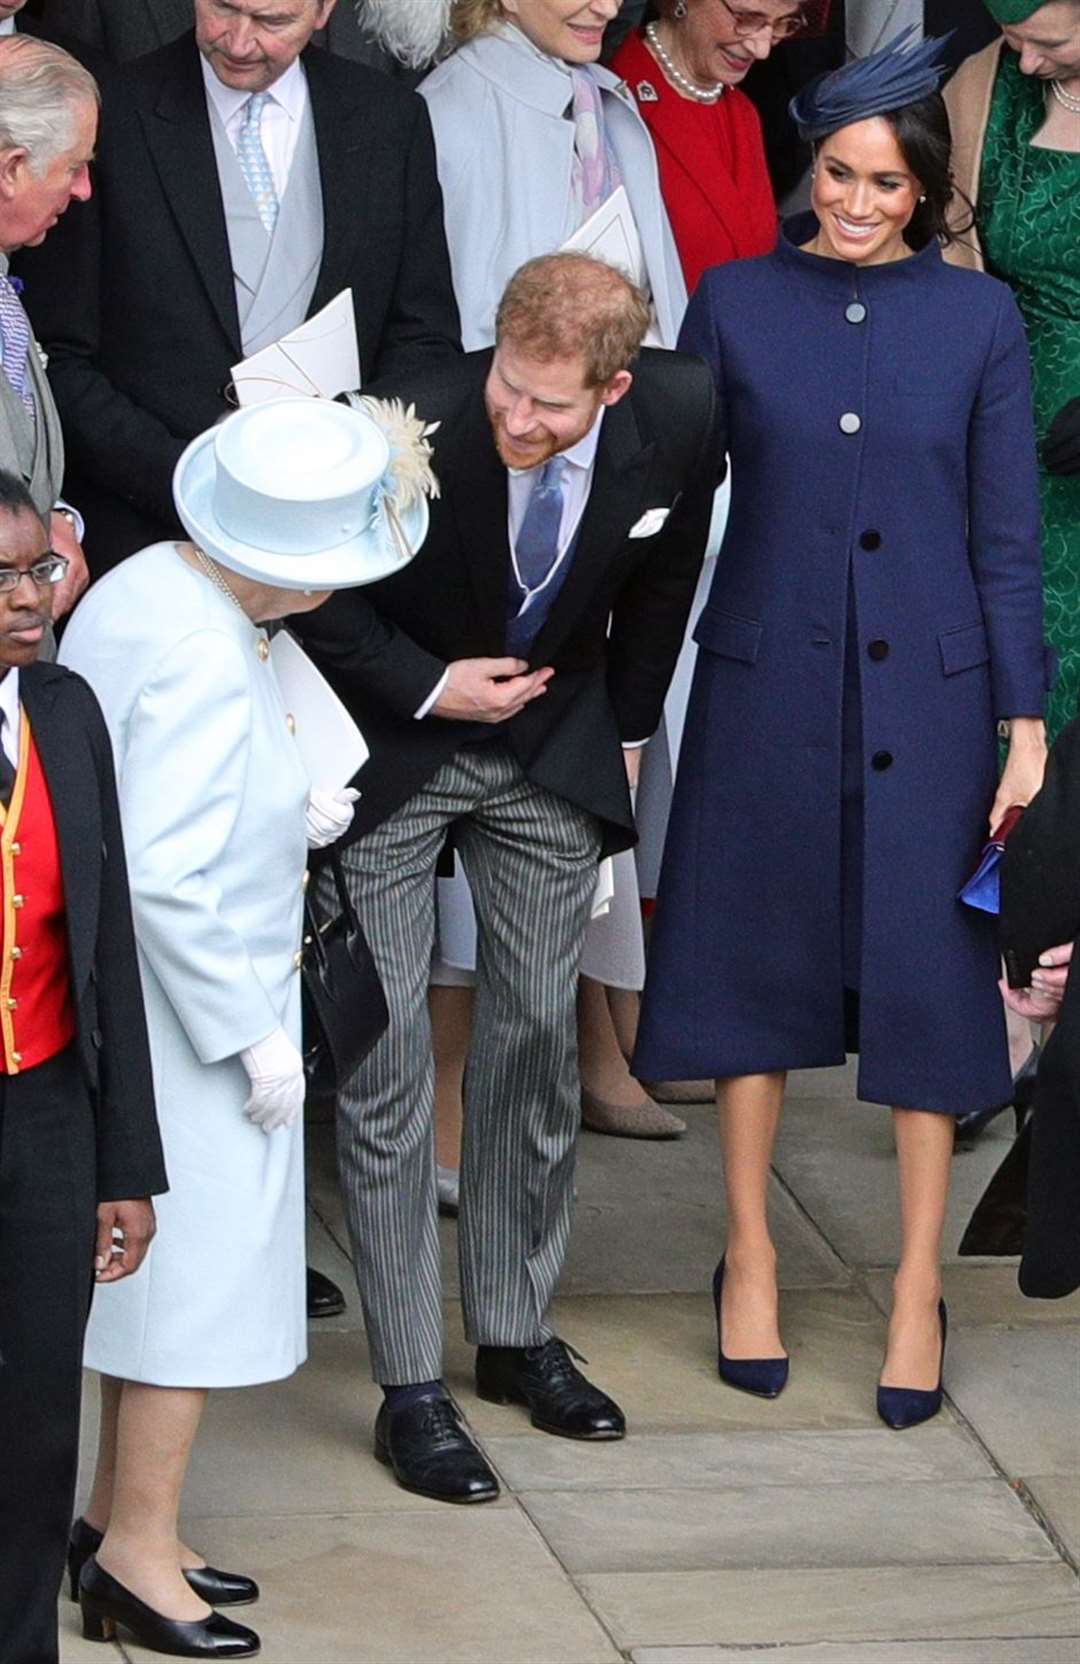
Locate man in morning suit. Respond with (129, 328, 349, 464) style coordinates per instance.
(25, 0, 417, 74)
(0, 33, 91, 620)
(294, 254, 716, 1503)
(0, 469, 165, 1664)
(18, 0, 460, 574)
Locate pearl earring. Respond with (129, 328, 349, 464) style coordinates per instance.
(919, 194, 927, 203)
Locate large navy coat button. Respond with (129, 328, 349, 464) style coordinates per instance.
(839, 412, 862, 435)
(860, 530, 881, 550)
(868, 639, 890, 661)
(845, 301, 867, 324)
(871, 750, 893, 771)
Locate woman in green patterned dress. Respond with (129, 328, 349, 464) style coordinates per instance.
(946, 0, 1080, 739)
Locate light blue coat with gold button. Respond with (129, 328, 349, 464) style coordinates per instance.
(59, 544, 311, 1386)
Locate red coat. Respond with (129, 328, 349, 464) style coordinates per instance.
(612, 30, 777, 296)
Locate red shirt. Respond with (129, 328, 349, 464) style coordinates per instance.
(613, 30, 778, 296)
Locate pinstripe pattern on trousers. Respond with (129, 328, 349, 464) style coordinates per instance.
(329, 743, 602, 1385)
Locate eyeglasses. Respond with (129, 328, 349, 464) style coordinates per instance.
(715, 0, 807, 41)
(0, 553, 70, 593)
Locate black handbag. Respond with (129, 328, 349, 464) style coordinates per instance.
(300, 848, 388, 1095)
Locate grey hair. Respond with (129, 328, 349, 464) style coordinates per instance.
(358, 0, 453, 68)
(0, 37, 99, 176)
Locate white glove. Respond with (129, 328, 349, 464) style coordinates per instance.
(305, 786, 360, 849)
(240, 1026, 305, 1133)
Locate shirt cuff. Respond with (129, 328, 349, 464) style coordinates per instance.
(415, 668, 450, 720)
(53, 499, 85, 542)
(622, 738, 649, 749)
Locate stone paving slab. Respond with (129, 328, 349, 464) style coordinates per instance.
(946, 1326, 1080, 1477)
(866, 1264, 1080, 1328)
(630, 1644, 1079, 1663)
(483, 1424, 992, 1492)
(1024, 1475, 1080, 1564)
(173, 1509, 620, 1664)
(446, 1287, 946, 1435)
(773, 1094, 1018, 1267)
(580, 1563, 1080, 1650)
(522, 1479, 1056, 1573)
(57, 1598, 122, 1662)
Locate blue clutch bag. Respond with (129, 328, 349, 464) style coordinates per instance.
(958, 805, 1024, 916)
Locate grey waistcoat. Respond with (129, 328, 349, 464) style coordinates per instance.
(208, 92, 325, 359)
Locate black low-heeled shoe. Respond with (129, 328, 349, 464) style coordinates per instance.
(712, 1257, 789, 1399)
(79, 1558, 260, 1657)
(877, 1299, 948, 1431)
(69, 1517, 259, 1607)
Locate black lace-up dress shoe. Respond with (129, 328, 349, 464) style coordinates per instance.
(374, 1396, 500, 1503)
(475, 1338, 626, 1439)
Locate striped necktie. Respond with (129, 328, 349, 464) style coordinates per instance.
(236, 92, 280, 236)
(0, 275, 35, 420)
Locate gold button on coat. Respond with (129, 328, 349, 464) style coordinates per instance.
(256, 639, 270, 661)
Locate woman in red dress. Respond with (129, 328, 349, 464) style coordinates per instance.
(613, 0, 825, 292)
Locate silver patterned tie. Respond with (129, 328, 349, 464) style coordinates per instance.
(846, 0, 923, 59)
(236, 91, 280, 236)
(0, 275, 35, 419)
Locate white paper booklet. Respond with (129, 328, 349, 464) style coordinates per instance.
(270, 630, 369, 791)
(231, 289, 360, 407)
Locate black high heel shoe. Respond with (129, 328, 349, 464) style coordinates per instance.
(79, 1557, 260, 1657)
(712, 1257, 789, 1399)
(69, 1517, 259, 1607)
(876, 1299, 948, 1431)
(955, 1046, 1039, 1144)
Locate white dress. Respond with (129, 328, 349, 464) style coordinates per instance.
(60, 546, 310, 1387)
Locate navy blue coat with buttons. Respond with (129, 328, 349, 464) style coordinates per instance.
(634, 218, 1051, 1114)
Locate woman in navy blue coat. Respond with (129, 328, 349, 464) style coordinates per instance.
(635, 34, 1052, 1426)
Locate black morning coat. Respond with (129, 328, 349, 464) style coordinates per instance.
(19, 662, 166, 1203)
(1001, 715, 1080, 1299)
(15, 30, 461, 572)
(293, 347, 717, 858)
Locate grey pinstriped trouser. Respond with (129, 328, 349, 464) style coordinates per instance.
(329, 744, 602, 1385)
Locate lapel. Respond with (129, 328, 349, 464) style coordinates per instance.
(20, 665, 98, 993)
(529, 394, 654, 663)
(305, 50, 366, 318)
(141, 40, 242, 355)
(441, 379, 512, 644)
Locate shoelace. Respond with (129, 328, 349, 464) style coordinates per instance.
(526, 1337, 589, 1388)
(417, 1397, 464, 1446)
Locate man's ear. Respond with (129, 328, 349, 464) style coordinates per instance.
(0, 146, 28, 206)
(600, 369, 633, 410)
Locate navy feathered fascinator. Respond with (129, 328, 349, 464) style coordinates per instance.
(789, 26, 952, 142)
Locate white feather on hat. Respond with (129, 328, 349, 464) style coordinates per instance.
(357, 0, 453, 69)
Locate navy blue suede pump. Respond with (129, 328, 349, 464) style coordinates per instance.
(712, 1257, 789, 1399)
(876, 1300, 948, 1430)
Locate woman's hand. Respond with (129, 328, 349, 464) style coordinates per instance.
(990, 717, 1047, 833)
(240, 1027, 306, 1133)
(306, 786, 360, 849)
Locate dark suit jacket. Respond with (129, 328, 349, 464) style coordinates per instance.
(18, 661, 166, 1201)
(293, 348, 716, 856)
(18, 32, 460, 572)
(27, 0, 416, 75)
(1000, 717, 1080, 1298)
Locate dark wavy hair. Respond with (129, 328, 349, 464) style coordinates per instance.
(879, 91, 974, 250)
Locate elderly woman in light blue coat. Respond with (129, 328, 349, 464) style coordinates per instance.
(57, 399, 427, 1659)
(418, 0, 692, 1143)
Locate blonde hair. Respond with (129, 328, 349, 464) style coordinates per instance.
(495, 254, 651, 388)
(450, 0, 505, 43)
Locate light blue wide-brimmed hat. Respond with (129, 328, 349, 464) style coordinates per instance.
(173, 396, 433, 591)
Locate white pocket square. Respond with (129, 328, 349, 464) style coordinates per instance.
(628, 506, 671, 539)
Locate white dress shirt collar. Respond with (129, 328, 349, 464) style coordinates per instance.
(0, 19, 15, 37)
(200, 53, 307, 130)
(0, 667, 20, 771)
(507, 406, 605, 484)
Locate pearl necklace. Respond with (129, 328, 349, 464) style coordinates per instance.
(193, 545, 245, 614)
(645, 23, 725, 105)
(1049, 78, 1080, 113)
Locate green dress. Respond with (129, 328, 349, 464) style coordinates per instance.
(980, 52, 1080, 740)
